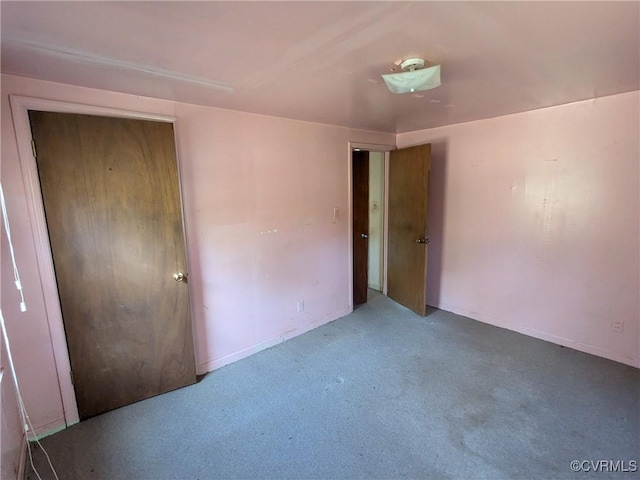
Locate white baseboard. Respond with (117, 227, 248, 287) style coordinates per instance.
(430, 300, 639, 368)
(200, 307, 352, 373)
(16, 433, 27, 480)
(29, 418, 71, 441)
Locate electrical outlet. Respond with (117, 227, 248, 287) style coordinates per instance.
(612, 320, 624, 333)
(297, 301, 304, 313)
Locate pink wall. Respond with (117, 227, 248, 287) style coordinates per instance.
(1, 342, 24, 480)
(398, 91, 640, 367)
(1, 93, 25, 480)
(0, 74, 394, 435)
(174, 103, 376, 368)
(1, 111, 25, 478)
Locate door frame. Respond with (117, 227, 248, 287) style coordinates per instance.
(9, 95, 198, 433)
(347, 141, 394, 310)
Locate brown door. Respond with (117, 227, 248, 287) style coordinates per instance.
(352, 150, 369, 306)
(387, 144, 431, 315)
(29, 111, 196, 420)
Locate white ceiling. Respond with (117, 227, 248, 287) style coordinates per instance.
(2, 1, 639, 133)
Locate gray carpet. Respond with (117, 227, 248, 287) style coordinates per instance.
(26, 291, 639, 480)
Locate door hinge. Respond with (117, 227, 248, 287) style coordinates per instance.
(70, 371, 75, 385)
(31, 139, 37, 159)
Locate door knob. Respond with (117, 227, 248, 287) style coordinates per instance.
(361, 233, 368, 239)
(173, 272, 186, 282)
(416, 237, 430, 244)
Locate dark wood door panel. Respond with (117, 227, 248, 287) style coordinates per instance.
(29, 111, 196, 419)
(388, 144, 431, 316)
(353, 150, 369, 306)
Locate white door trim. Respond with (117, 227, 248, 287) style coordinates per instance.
(8, 95, 193, 433)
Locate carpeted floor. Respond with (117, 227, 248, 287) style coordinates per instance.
(26, 291, 639, 479)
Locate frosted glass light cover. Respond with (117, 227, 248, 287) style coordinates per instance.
(381, 65, 441, 94)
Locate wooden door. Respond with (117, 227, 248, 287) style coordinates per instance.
(352, 150, 369, 306)
(29, 111, 196, 419)
(387, 144, 431, 316)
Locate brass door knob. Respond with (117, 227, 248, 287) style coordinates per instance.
(173, 272, 186, 282)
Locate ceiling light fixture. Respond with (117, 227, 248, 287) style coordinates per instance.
(381, 58, 441, 94)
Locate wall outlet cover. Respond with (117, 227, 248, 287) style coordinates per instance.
(612, 320, 624, 333)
